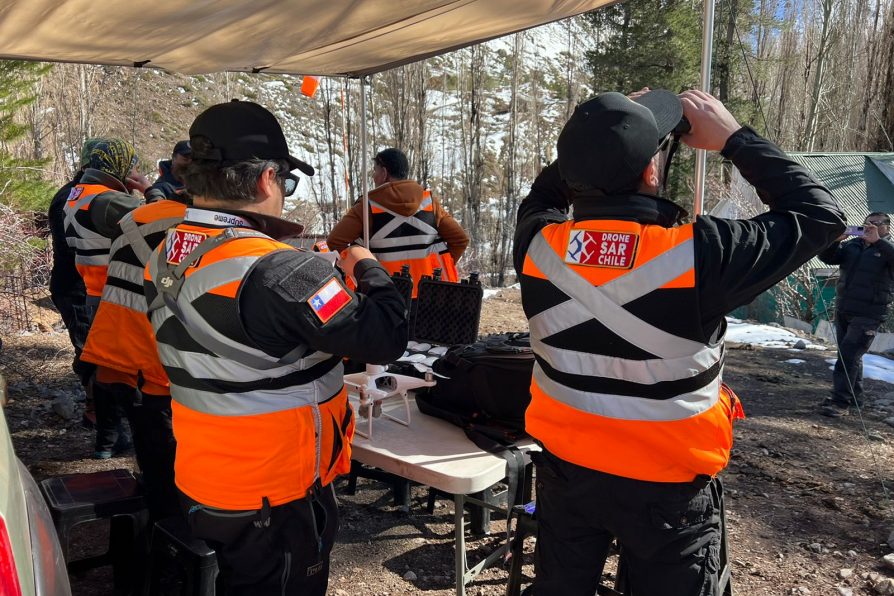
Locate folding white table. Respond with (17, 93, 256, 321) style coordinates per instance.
(349, 399, 538, 596)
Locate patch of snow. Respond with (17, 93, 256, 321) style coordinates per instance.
(825, 354, 894, 384)
(725, 318, 825, 349)
(785, 359, 806, 364)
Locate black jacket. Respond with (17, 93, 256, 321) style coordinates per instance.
(48, 173, 86, 300)
(818, 235, 894, 321)
(146, 160, 186, 202)
(513, 126, 845, 340)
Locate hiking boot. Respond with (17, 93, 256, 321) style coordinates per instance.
(93, 450, 113, 460)
(820, 401, 849, 417)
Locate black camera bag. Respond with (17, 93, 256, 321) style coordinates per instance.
(415, 332, 534, 440)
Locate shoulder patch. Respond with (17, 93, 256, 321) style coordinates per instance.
(166, 229, 207, 266)
(66, 186, 84, 202)
(307, 278, 352, 324)
(565, 230, 638, 269)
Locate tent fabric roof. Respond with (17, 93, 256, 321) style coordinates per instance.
(0, 0, 613, 76)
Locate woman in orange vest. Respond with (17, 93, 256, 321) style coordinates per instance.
(514, 89, 844, 595)
(144, 101, 408, 595)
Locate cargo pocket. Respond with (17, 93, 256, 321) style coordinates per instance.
(649, 490, 714, 532)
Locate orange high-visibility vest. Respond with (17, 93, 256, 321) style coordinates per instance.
(521, 219, 743, 483)
(62, 183, 117, 297)
(81, 200, 186, 395)
(146, 211, 353, 510)
(367, 191, 458, 296)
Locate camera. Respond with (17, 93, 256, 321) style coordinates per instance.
(845, 225, 864, 237)
(673, 116, 691, 136)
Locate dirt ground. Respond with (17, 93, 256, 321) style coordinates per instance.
(2, 287, 894, 595)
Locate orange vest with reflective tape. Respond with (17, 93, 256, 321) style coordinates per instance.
(62, 183, 116, 297)
(81, 200, 186, 394)
(146, 217, 353, 509)
(521, 219, 743, 483)
(368, 191, 458, 296)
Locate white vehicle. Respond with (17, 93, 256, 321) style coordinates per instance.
(0, 368, 72, 596)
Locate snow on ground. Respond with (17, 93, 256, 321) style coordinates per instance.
(724, 317, 826, 349)
(483, 283, 520, 299)
(825, 355, 894, 384)
(785, 359, 806, 364)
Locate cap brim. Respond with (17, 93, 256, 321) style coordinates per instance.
(286, 155, 315, 176)
(634, 90, 683, 139)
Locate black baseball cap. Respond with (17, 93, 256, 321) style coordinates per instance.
(189, 100, 315, 176)
(557, 90, 683, 194)
(172, 140, 192, 156)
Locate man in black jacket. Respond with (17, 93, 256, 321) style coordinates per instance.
(818, 212, 894, 417)
(513, 89, 843, 595)
(146, 139, 191, 201)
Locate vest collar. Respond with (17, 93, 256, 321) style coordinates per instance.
(184, 206, 304, 240)
(572, 193, 688, 228)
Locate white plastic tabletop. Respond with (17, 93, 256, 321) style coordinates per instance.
(350, 399, 537, 495)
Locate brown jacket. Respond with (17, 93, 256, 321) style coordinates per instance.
(327, 180, 469, 261)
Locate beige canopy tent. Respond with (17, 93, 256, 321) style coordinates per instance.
(0, 0, 619, 76)
(0, 0, 716, 222)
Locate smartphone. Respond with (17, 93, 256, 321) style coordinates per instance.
(845, 225, 864, 236)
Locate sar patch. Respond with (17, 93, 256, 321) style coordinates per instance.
(307, 278, 352, 324)
(565, 230, 638, 269)
(165, 229, 207, 267)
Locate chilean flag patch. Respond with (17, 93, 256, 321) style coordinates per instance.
(308, 278, 352, 324)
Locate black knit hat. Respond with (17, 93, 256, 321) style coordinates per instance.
(557, 90, 683, 193)
(189, 100, 314, 176)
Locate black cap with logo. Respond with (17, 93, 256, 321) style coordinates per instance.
(189, 100, 315, 176)
(557, 90, 683, 194)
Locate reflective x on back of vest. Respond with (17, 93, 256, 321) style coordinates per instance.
(367, 192, 448, 262)
(521, 220, 732, 483)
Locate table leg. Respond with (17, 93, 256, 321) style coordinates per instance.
(454, 493, 466, 596)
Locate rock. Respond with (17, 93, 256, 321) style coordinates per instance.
(807, 542, 823, 553)
(51, 394, 76, 420)
(885, 417, 894, 429)
(794, 339, 808, 349)
(848, 550, 858, 557)
(794, 587, 811, 594)
(402, 571, 417, 581)
(868, 430, 886, 442)
(837, 588, 853, 596)
(876, 578, 894, 595)
(883, 553, 894, 569)
(839, 568, 853, 579)
(888, 530, 894, 550)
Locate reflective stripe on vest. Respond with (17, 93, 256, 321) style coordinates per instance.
(526, 230, 722, 421)
(63, 184, 114, 296)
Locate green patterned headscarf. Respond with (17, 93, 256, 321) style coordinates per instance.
(79, 137, 105, 168)
(86, 138, 137, 183)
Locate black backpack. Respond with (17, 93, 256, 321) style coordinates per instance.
(415, 332, 534, 441)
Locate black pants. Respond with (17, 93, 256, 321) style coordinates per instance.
(51, 293, 95, 385)
(93, 381, 132, 452)
(532, 450, 721, 596)
(832, 313, 880, 406)
(126, 391, 179, 520)
(181, 484, 338, 596)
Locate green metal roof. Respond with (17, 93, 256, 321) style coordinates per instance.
(788, 152, 894, 223)
(788, 152, 894, 274)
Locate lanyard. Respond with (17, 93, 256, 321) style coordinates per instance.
(184, 207, 253, 229)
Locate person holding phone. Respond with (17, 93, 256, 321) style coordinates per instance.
(818, 212, 894, 417)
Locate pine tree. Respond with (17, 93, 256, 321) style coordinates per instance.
(0, 60, 55, 212)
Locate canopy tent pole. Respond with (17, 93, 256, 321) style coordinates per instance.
(693, 0, 716, 216)
(360, 75, 370, 248)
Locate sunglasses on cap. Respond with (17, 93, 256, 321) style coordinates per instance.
(280, 172, 299, 197)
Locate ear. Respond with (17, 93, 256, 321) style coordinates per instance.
(256, 166, 279, 201)
(641, 155, 661, 190)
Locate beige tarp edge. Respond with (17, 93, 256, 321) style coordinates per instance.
(0, 0, 615, 76)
